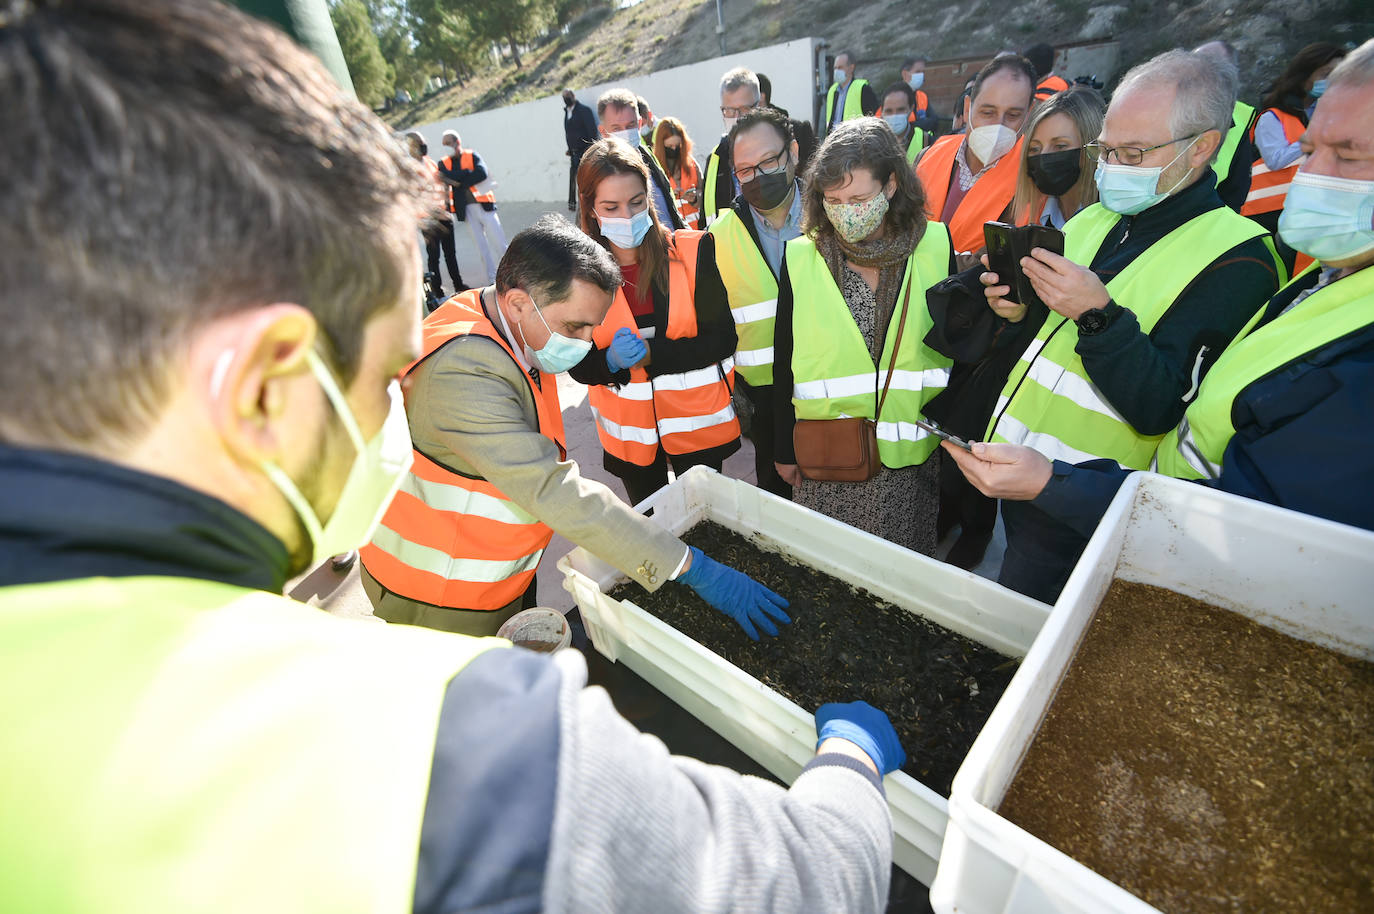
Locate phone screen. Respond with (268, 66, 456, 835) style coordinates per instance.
(983, 222, 1022, 305)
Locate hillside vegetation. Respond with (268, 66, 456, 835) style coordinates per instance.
(369, 0, 1372, 130)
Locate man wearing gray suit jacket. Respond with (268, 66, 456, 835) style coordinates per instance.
(362, 216, 792, 641)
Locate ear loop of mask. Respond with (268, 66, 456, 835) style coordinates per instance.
(257, 349, 365, 553)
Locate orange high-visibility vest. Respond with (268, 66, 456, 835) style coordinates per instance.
(1035, 74, 1070, 102)
(420, 155, 451, 214)
(588, 230, 739, 465)
(917, 133, 1023, 253)
(1242, 109, 1305, 217)
(360, 290, 566, 611)
(459, 150, 496, 206)
(432, 155, 458, 213)
(667, 157, 703, 228)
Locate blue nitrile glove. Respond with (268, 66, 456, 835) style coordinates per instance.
(605, 327, 649, 372)
(678, 546, 791, 640)
(815, 701, 906, 775)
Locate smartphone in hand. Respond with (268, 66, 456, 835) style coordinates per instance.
(914, 417, 974, 451)
(983, 221, 1066, 308)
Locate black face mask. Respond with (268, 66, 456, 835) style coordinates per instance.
(1026, 148, 1083, 197)
(665, 146, 681, 163)
(741, 157, 794, 212)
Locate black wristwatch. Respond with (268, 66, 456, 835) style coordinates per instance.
(1076, 301, 1122, 336)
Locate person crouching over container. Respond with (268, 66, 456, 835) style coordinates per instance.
(571, 138, 742, 507)
(771, 119, 956, 556)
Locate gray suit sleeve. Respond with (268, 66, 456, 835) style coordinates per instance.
(408, 337, 688, 591)
(543, 651, 893, 914)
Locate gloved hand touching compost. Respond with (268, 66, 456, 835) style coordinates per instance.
(677, 546, 791, 640)
(815, 701, 906, 776)
(605, 327, 649, 372)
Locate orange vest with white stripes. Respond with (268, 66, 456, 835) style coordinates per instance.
(459, 150, 496, 206)
(1241, 109, 1305, 217)
(420, 156, 452, 213)
(917, 133, 1023, 254)
(667, 157, 703, 228)
(360, 290, 566, 611)
(588, 230, 739, 465)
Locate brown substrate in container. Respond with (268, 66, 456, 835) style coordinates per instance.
(999, 579, 1374, 913)
(608, 521, 1017, 795)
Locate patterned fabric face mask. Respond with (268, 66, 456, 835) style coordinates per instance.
(823, 192, 890, 243)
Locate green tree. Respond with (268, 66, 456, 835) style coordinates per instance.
(408, 0, 488, 87)
(329, 0, 392, 106)
(463, 0, 554, 69)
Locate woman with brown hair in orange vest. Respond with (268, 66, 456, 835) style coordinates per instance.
(571, 137, 742, 507)
(1244, 42, 1347, 272)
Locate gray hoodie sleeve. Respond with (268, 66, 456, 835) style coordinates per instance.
(542, 650, 893, 914)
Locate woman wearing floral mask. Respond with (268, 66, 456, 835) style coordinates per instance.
(771, 120, 956, 555)
(571, 138, 741, 507)
(1010, 85, 1105, 229)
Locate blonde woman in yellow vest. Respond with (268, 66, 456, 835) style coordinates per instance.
(772, 119, 955, 555)
(571, 138, 741, 506)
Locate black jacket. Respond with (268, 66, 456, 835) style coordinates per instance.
(437, 149, 495, 220)
(571, 231, 740, 474)
(925, 176, 1283, 441)
(564, 100, 598, 158)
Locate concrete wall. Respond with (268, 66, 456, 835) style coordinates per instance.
(411, 37, 820, 202)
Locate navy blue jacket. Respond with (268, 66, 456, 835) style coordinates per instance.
(564, 100, 598, 158)
(1033, 268, 1374, 536)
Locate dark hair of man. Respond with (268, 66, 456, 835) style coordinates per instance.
(496, 215, 621, 306)
(576, 138, 671, 297)
(970, 54, 1037, 106)
(1263, 41, 1347, 117)
(756, 72, 773, 104)
(597, 87, 639, 120)
(0, 0, 430, 450)
(729, 106, 792, 155)
(800, 118, 927, 245)
(900, 56, 928, 71)
(882, 82, 916, 111)
(1021, 43, 1055, 80)
(636, 95, 650, 118)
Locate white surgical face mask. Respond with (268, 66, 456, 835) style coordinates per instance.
(599, 205, 654, 249)
(611, 127, 640, 147)
(520, 296, 594, 374)
(883, 113, 911, 135)
(967, 123, 1018, 167)
(723, 115, 738, 133)
(1278, 171, 1374, 263)
(833, 67, 846, 85)
(261, 350, 413, 566)
(908, 72, 925, 91)
(1093, 138, 1198, 216)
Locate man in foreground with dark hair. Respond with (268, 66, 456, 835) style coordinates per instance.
(0, 1, 903, 911)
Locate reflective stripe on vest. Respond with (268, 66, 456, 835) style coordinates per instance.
(988, 203, 1270, 470)
(588, 230, 740, 463)
(826, 78, 870, 126)
(917, 133, 1024, 253)
(360, 290, 565, 610)
(709, 208, 779, 385)
(459, 150, 496, 205)
(786, 223, 953, 467)
(1156, 264, 1374, 479)
(1213, 100, 1255, 188)
(0, 575, 499, 913)
(1242, 109, 1304, 216)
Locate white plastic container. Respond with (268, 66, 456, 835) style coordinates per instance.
(930, 472, 1374, 914)
(557, 466, 1051, 884)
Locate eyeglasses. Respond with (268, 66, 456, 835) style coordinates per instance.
(721, 102, 760, 119)
(733, 148, 789, 183)
(1084, 134, 1199, 167)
